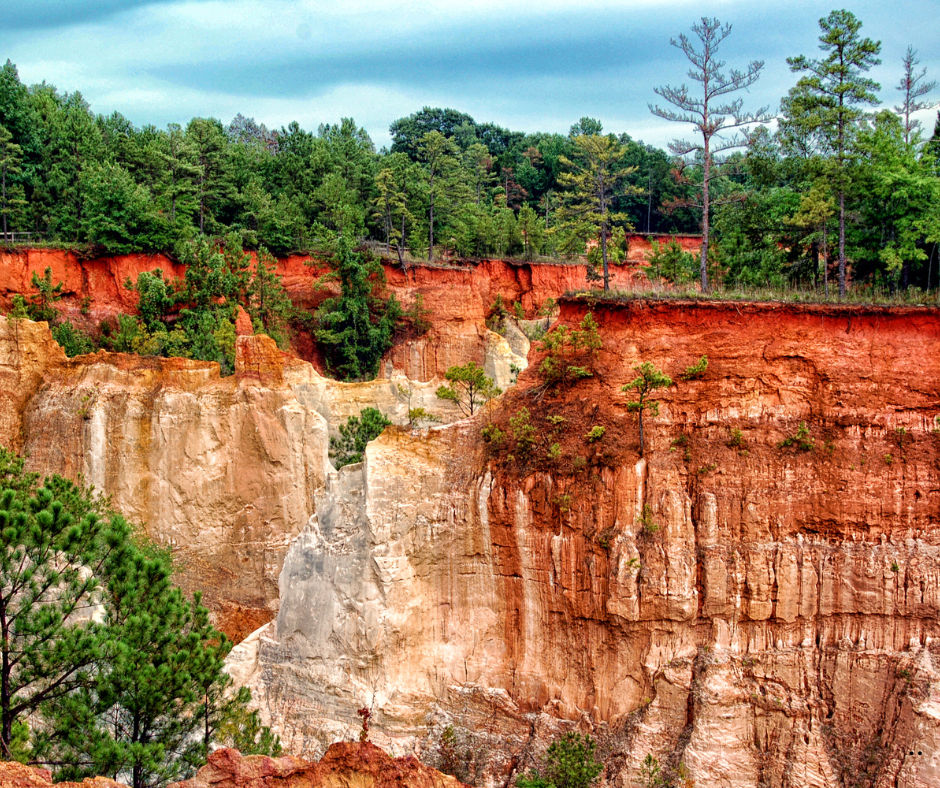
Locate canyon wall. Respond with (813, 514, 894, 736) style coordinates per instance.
(0, 315, 473, 640)
(231, 298, 940, 788)
(3, 244, 937, 788)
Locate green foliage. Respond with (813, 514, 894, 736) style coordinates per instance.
(315, 236, 402, 381)
(586, 425, 606, 443)
(516, 732, 603, 788)
(247, 249, 293, 347)
(680, 355, 708, 380)
(622, 362, 673, 456)
(508, 408, 537, 454)
(637, 504, 659, 535)
(329, 408, 392, 469)
(539, 312, 602, 389)
(555, 134, 639, 290)
(209, 684, 282, 757)
(481, 423, 505, 444)
(637, 754, 663, 788)
(644, 238, 697, 284)
(27, 267, 63, 323)
(51, 320, 96, 357)
(436, 361, 501, 416)
(778, 421, 815, 452)
(407, 407, 440, 428)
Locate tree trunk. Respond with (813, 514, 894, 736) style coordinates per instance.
(811, 240, 819, 289)
(838, 191, 846, 298)
(638, 412, 645, 457)
(700, 137, 711, 293)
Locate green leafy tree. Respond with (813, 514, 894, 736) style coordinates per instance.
(556, 134, 638, 290)
(0, 448, 130, 758)
(782, 10, 881, 297)
(436, 362, 501, 416)
(80, 162, 165, 253)
(650, 17, 771, 293)
(516, 732, 603, 788)
(329, 408, 392, 468)
(314, 236, 402, 381)
(622, 362, 673, 456)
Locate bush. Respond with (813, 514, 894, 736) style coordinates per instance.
(516, 732, 603, 788)
(51, 320, 96, 357)
(644, 238, 697, 284)
(329, 408, 392, 469)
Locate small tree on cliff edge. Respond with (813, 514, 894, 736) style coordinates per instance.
(623, 362, 672, 456)
(650, 17, 772, 293)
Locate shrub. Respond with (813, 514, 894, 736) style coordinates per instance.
(586, 425, 606, 443)
(680, 354, 708, 380)
(329, 408, 392, 469)
(516, 732, 603, 788)
(778, 421, 815, 452)
(51, 320, 96, 357)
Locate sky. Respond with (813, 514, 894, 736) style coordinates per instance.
(0, 0, 938, 150)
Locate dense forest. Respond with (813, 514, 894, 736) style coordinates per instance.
(0, 10, 938, 296)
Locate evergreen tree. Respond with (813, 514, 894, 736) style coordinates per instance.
(0, 448, 129, 758)
(556, 134, 638, 290)
(0, 124, 25, 239)
(650, 17, 771, 292)
(314, 236, 402, 381)
(782, 10, 881, 297)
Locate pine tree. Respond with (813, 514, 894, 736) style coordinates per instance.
(650, 17, 771, 293)
(556, 133, 638, 290)
(37, 542, 227, 788)
(0, 448, 129, 758)
(782, 10, 881, 298)
(314, 236, 402, 381)
(0, 124, 25, 239)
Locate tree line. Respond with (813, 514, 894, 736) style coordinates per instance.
(0, 9, 937, 297)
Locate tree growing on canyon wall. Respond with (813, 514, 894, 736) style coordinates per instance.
(650, 17, 772, 293)
(436, 362, 501, 416)
(623, 362, 673, 456)
(315, 235, 402, 381)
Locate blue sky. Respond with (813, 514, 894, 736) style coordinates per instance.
(1, 0, 937, 149)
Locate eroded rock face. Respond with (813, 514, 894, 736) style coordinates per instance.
(169, 743, 467, 788)
(237, 299, 940, 788)
(0, 317, 461, 641)
(0, 760, 127, 788)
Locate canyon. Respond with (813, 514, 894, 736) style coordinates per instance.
(1, 249, 939, 788)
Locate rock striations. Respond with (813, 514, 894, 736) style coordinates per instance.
(2, 282, 940, 787)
